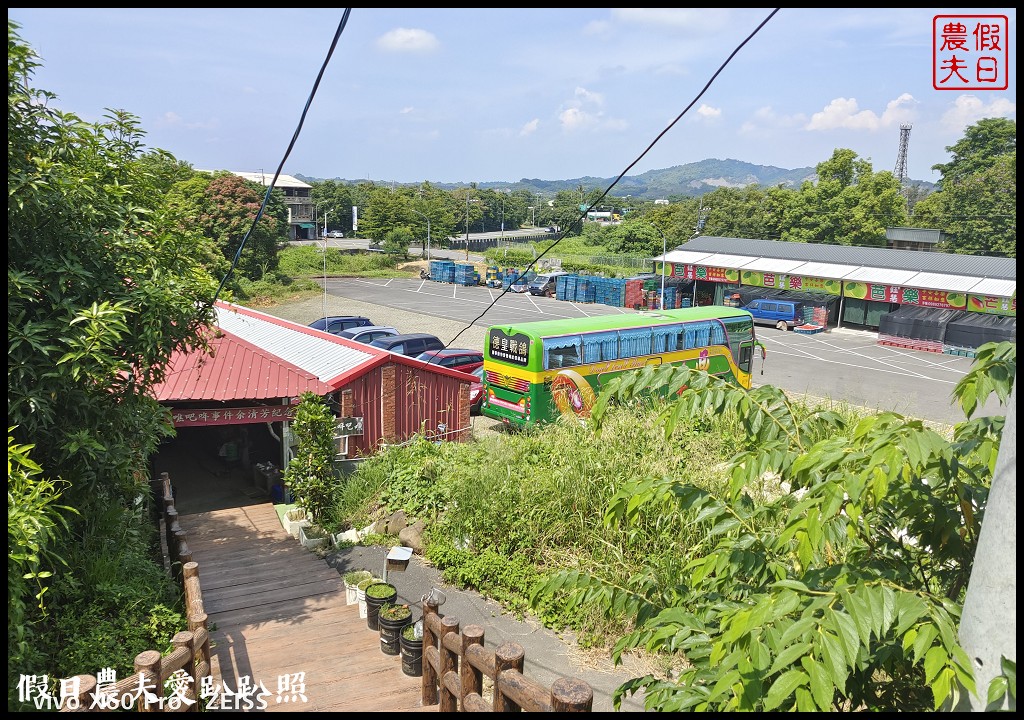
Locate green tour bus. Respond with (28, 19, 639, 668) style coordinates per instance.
(480, 306, 765, 428)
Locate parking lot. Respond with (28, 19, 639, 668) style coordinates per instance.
(312, 277, 998, 427)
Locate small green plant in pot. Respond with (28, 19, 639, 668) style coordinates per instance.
(378, 603, 413, 656)
(365, 582, 398, 631)
(379, 603, 412, 623)
(343, 570, 373, 605)
(355, 576, 383, 619)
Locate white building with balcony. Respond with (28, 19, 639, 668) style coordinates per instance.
(230, 171, 315, 241)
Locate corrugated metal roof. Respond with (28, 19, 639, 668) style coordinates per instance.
(969, 278, 1016, 297)
(663, 250, 715, 265)
(681, 236, 1015, 280)
(214, 303, 381, 387)
(697, 253, 759, 269)
(229, 171, 311, 189)
(843, 266, 920, 285)
(739, 257, 806, 273)
(904, 272, 984, 292)
(789, 261, 861, 280)
(154, 302, 473, 405)
(154, 329, 332, 402)
(885, 227, 943, 244)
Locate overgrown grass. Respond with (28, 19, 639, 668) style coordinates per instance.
(328, 393, 871, 649)
(235, 245, 419, 306)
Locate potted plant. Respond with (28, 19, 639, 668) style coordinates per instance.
(356, 576, 383, 619)
(400, 622, 423, 677)
(298, 523, 328, 550)
(343, 570, 372, 605)
(364, 582, 398, 631)
(282, 506, 309, 539)
(377, 603, 413, 656)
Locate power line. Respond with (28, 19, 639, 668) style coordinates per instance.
(443, 8, 781, 350)
(199, 9, 352, 319)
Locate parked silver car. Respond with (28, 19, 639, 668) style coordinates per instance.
(336, 325, 399, 344)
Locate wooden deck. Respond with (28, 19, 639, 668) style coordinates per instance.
(183, 503, 431, 712)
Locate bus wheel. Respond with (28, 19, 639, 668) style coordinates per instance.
(777, 321, 788, 331)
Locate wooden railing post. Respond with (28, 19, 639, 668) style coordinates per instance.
(165, 507, 179, 560)
(493, 642, 525, 711)
(421, 597, 439, 706)
(172, 631, 197, 708)
(459, 625, 484, 710)
(148, 476, 164, 522)
(438, 615, 460, 713)
(133, 650, 162, 712)
(162, 472, 174, 513)
(551, 677, 594, 712)
(174, 529, 190, 583)
(60, 674, 97, 711)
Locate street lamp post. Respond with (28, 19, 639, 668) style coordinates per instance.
(527, 206, 535, 227)
(464, 195, 477, 260)
(641, 222, 668, 310)
(411, 209, 431, 261)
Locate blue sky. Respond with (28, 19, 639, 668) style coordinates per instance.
(9, 8, 1016, 186)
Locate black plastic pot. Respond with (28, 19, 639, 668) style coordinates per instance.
(364, 583, 397, 631)
(378, 610, 411, 656)
(400, 629, 423, 677)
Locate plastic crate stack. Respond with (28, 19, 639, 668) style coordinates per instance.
(575, 276, 596, 303)
(625, 279, 645, 309)
(561, 272, 577, 301)
(502, 268, 522, 289)
(454, 262, 476, 286)
(485, 266, 501, 287)
(663, 286, 676, 310)
(593, 278, 626, 307)
(430, 259, 455, 283)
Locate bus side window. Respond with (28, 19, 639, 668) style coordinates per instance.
(547, 346, 579, 369)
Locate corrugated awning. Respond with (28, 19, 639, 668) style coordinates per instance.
(969, 278, 1016, 297)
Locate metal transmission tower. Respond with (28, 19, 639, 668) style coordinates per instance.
(894, 124, 912, 187)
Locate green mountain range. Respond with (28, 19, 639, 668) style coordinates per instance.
(299, 158, 823, 200)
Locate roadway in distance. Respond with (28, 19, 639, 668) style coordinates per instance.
(323, 276, 1000, 427)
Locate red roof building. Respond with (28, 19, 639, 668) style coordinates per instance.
(152, 302, 472, 488)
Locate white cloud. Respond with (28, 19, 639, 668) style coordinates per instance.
(399, 106, 414, 115)
(559, 107, 597, 131)
(573, 86, 604, 107)
(695, 104, 721, 120)
(558, 86, 606, 132)
(519, 119, 540, 136)
(375, 28, 439, 53)
(805, 94, 917, 131)
(940, 95, 1017, 132)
